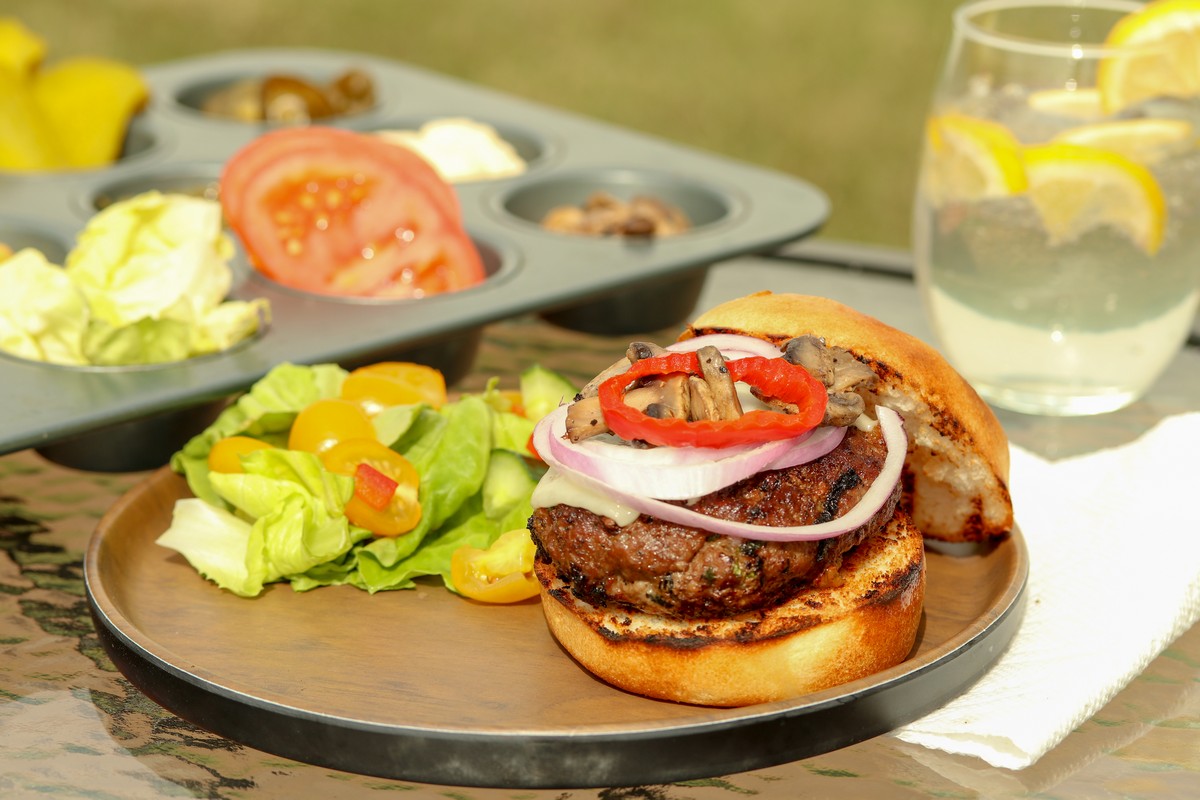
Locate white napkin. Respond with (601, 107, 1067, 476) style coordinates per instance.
(893, 412, 1200, 770)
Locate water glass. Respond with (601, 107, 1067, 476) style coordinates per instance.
(913, 0, 1200, 416)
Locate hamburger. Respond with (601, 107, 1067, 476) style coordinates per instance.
(527, 292, 1013, 707)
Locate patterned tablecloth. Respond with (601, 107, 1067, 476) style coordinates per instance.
(2, 254, 1197, 799)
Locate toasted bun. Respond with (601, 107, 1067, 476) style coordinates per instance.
(537, 512, 926, 707)
(683, 291, 1012, 543)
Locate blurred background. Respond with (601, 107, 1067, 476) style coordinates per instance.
(7, 0, 965, 249)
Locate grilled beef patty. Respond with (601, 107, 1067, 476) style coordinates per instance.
(529, 424, 899, 620)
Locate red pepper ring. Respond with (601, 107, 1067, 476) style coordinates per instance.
(596, 352, 828, 448)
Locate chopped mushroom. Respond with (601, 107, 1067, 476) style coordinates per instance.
(687, 375, 719, 420)
(566, 385, 662, 441)
(781, 335, 832, 385)
(655, 374, 691, 419)
(576, 341, 667, 400)
(564, 342, 746, 443)
(540, 191, 692, 238)
(781, 335, 877, 427)
(695, 346, 743, 420)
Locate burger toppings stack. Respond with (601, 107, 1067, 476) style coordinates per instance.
(526, 292, 1013, 707)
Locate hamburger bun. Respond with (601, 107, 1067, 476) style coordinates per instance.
(537, 510, 925, 707)
(683, 291, 1012, 543)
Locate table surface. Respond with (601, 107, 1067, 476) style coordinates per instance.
(2, 243, 1197, 799)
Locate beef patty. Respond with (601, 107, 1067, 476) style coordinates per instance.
(528, 424, 899, 619)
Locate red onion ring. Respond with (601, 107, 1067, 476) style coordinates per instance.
(666, 333, 783, 360)
(532, 406, 907, 542)
(543, 405, 846, 501)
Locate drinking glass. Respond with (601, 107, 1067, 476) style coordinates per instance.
(913, 0, 1200, 416)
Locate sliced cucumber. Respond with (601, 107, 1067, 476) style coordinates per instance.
(482, 448, 540, 522)
(519, 364, 577, 424)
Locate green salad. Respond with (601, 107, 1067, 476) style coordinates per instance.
(157, 360, 575, 598)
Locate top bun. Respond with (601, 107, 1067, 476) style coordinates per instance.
(684, 291, 1012, 543)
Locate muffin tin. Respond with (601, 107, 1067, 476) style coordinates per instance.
(0, 48, 829, 469)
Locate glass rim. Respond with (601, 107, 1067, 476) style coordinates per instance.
(954, 0, 1152, 57)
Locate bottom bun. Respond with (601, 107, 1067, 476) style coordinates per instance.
(536, 511, 927, 707)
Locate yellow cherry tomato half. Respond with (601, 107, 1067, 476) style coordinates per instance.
(288, 398, 376, 454)
(450, 529, 540, 603)
(341, 371, 433, 415)
(207, 436, 275, 473)
(321, 437, 421, 537)
(493, 388, 525, 417)
(349, 362, 447, 409)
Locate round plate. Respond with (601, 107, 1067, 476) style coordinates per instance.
(85, 468, 1027, 789)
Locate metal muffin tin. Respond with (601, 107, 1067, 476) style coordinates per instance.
(0, 48, 829, 469)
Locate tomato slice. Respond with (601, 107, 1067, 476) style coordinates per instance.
(450, 529, 540, 603)
(207, 436, 274, 473)
(220, 126, 486, 299)
(322, 438, 421, 537)
(341, 361, 447, 413)
(288, 398, 376, 454)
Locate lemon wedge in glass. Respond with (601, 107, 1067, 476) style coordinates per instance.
(1051, 117, 1196, 164)
(1098, 0, 1200, 112)
(1027, 87, 1106, 119)
(924, 112, 1028, 204)
(1023, 143, 1167, 255)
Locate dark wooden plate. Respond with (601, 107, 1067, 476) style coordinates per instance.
(85, 468, 1027, 789)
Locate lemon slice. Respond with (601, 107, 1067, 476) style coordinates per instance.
(1027, 87, 1105, 119)
(1098, 0, 1200, 112)
(1052, 118, 1196, 164)
(924, 112, 1028, 204)
(1023, 143, 1167, 254)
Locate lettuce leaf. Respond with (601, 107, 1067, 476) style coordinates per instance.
(158, 448, 370, 597)
(0, 248, 89, 365)
(82, 315, 192, 365)
(67, 190, 235, 327)
(171, 362, 348, 506)
(157, 498, 261, 596)
(0, 191, 268, 367)
(353, 394, 494, 591)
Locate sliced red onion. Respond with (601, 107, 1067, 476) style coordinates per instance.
(543, 405, 846, 501)
(666, 333, 783, 360)
(549, 426, 764, 467)
(532, 406, 907, 542)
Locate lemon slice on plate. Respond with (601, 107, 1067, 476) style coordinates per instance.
(1023, 143, 1167, 254)
(1098, 0, 1200, 112)
(924, 112, 1028, 204)
(1051, 118, 1196, 164)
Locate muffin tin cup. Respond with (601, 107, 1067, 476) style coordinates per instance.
(0, 47, 828, 469)
(35, 399, 229, 473)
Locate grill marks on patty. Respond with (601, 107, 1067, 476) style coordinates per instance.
(529, 424, 899, 620)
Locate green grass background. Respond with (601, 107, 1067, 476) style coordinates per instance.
(7, 0, 965, 248)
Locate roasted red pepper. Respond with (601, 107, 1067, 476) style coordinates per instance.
(353, 462, 400, 510)
(597, 353, 827, 448)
